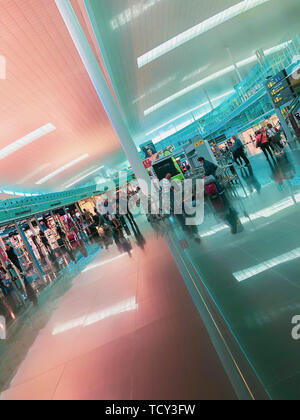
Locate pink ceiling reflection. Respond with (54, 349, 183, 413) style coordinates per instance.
(0, 0, 122, 192)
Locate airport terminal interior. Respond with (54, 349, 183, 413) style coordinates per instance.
(0, 0, 300, 401)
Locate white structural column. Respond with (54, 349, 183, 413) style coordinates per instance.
(203, 88, 214, 111)
(55, 0, 151, 191)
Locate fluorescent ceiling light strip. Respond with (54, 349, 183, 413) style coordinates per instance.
(65, 165, 104, 189)
(264, 40, 292, 55)
(144, 65, 237, 115)
(137, 0, 271, 67)
(233, 247, 300, 282)
(17, 163, 51, 185)
(144, 39, 290, 116)
(0, 123, 56, 160)
(146, 106, 203, 136)
(36, 154, 89, 185)
(133, 76, 176, 104)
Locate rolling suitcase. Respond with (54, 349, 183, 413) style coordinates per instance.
(204, 182, 218, 196)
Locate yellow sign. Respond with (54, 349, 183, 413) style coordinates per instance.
(195, 140, 204, 147)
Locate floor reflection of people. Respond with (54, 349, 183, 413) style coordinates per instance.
(240, 165, 262, 194)
(23, 276, 38, 307)
(132, 224, 146, 250)
(147, 213, 166, 237)
(210, 193, 244, 235)
(174, 201, 201, 243)
(268, 152, 296, 186)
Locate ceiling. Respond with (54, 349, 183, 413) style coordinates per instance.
(0, 0, 299, 195)
(0, 0, 126, 194)
(80, 0, 300, 144)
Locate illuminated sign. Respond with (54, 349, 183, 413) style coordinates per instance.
(269, 79, 290, 96)
(266, 69, 295, 108)
(142, 158, 152, 169)
(266, 70, 287, 89)
(194, 140, 204, 147)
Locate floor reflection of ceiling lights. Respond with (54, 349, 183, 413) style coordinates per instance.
(233, 247, 300, 282)
(201, 195, 300, 238)
(82, 253, 130, 273)
(52, 297, 138, 335)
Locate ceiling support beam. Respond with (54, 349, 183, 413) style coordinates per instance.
(226, 47, 243, 83)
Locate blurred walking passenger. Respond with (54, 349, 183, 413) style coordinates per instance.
(266, 123, 283, 153)
(231, 135, 250, 167)
(256, 128, 275, 161)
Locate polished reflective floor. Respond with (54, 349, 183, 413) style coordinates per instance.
(168, 145, 300, 400)
(1, 146, 300, 400)
(0, 223, 236, 400)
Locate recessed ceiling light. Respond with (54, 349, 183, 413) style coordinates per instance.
(137, 0, 271, 67)
(64, 165, 104, 189)
(0, 123, 56, 160)
(36, 154, 89, 185)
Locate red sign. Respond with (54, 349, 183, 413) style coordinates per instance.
(143, 158, 152, 169)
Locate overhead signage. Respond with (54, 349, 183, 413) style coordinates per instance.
(269, 79, 290, 96)
(194, 140, 204, 147)
(272, 90, 296, 106)
(266, 70, 287, 90)
(266, 69, 296, 108)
